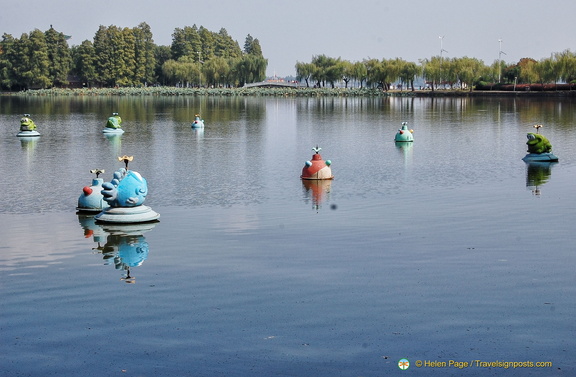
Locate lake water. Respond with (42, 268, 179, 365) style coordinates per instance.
(1, 95, 574, 376)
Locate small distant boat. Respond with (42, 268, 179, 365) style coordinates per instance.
(394, 122, 414, 142)
(522, 127, 558, 162)
(102, 113, 125, 134)
(191, 114, 204, 128)
(17, 114, 41, 137)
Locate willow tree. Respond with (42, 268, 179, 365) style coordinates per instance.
(161, 57, 202, 86)
(202, 56, 229, 87)
(398, 60, 420, 91)
(310, 55, 341, 88)
(235, 54, 267, 85)
(351, 61, 368, 88)
(454, 57, 486, 91)
(554, 49, 576, 84)
(421, 56, 443, 90)
(364, 58, 384, 89)
(295, 61, 316, 87)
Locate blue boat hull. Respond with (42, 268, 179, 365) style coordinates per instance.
(522, 153, 558, 162)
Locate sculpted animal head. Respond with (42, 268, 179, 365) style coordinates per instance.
(101, 168, 148, 207)
(526, 133, 552, 154)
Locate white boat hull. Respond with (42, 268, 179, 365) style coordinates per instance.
(17, 130, 41, 137)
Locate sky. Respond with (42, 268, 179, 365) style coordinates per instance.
(1, 0, 574, 78)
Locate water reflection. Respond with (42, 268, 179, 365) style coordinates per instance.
(525, 161, 556, 196)
(395, 141, 414, 167)
(19, 136, 39, 171)
(302, 179, 332, 212)
(104, 133, 122, 157)
(78, 215, 157, 283)
(191, 127, 204, 140)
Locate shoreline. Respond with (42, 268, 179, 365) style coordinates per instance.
(2, 87, 576, 97)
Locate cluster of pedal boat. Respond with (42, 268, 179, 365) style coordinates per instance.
(17, 113, 558, 221)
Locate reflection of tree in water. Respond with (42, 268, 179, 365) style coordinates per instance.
(525, 162, 555, 196)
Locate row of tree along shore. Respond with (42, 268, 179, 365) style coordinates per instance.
(1, 23, 575, 92)
(295, 53, 576, 92)
(4, 86, 576, 97)
(0, 23, 267, 91)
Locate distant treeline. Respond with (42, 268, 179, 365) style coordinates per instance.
(0, 22, 267, 90)
(295, 51, 576, 92)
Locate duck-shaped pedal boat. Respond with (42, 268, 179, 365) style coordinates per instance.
(394, 122, 414, 142)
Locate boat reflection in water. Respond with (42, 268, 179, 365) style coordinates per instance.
(395, 140, 414, 167)
(302, 179, 332, 212)
(525, 161, 556, 196)
(104, 133, 122, 158)
(78, 215, 157, 283)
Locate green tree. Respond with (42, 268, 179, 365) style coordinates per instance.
(214, 28, 242, 59)
(421, 56, 443, 90)
(171, 25, 201, 61)
(398, 60, 419, 91)
(351, 61, 367, 88)
(340, 60, 353, 88)
(45, 26, 72, 86)
(236, 54, 266, 85)
(202, 56, 229, 87)
(0, 33, 17, 89)
(518, 58, 538, 84)
(295, 61, 316, 87)
(93, 25, 138, 86)
(442, 58, 458, 89)
(198, 26, 215, 62)
(243, 34, 254, 54)
(364, 58, 384, 88)
(16, 30, 51, 89)
(454, 57, 486, 91)
(154, 44, 172, 84)
(71, 40, 97, 87)
(534, 57, 557, 87)
(310, 55, 341, 88)
(132, 22, 156, 85)
(553, 50, 576, 84)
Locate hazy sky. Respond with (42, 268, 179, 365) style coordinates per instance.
(1, 0, 574, 78)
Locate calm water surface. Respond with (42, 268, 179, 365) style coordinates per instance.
(0, 95, 575, 376)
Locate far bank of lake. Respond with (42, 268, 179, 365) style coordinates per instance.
(3, 86, 576, 98)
